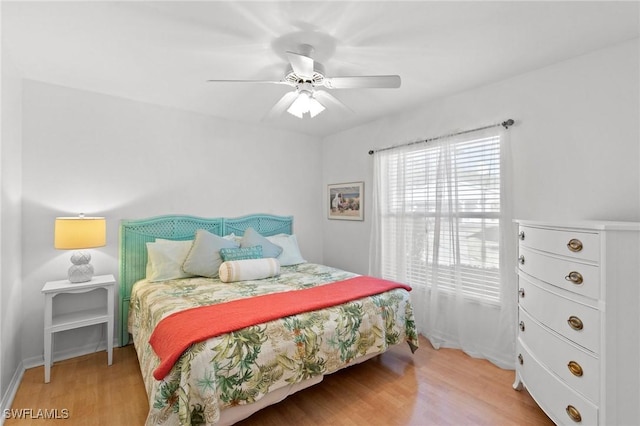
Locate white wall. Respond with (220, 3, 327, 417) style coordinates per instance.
(1, 48, 23, 410)
(321, 39, 640, 273)
(20, 81, 323, 364)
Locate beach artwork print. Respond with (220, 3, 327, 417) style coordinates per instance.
(328, 182, 364, 221)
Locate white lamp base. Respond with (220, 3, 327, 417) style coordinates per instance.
(68, 250, 94, 283)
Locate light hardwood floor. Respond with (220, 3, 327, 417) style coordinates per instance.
(7, 335, 553, 425)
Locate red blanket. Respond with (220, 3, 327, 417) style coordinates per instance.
(149, 275, 411, 380)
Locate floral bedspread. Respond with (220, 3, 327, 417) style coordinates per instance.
(129, 263, 419, 425)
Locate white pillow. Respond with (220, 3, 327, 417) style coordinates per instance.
(266, 234, 306, 266)
(146, 239, 195, 282)
(223, 233, 241, 243)
(218, 258, 280, 283)
(182, 229, 240, 278)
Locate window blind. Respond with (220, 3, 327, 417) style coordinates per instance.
(378, 134, 502, 303)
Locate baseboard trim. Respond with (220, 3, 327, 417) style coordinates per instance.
(22, 338, 119, 370)
(0, 360, 25, 426)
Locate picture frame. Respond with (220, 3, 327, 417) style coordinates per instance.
(328, 182, 364, 221)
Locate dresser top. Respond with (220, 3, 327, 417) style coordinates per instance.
(515, 219, 640, 232)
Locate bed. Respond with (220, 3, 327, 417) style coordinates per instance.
(119, 214, 419, 425)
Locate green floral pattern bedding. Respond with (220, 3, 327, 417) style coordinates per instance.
(129, 263, 419, 425)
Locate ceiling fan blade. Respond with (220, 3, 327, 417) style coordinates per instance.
(206, 79, 291, 86)
(323, 75, 401, 89)
(285, 51, 314, 79)
(264, 91, 299, 120)
(314, 90, 354, 114)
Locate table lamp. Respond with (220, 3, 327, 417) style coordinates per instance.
(54, 215, 106, 283)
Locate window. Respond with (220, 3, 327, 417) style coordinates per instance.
(377, 133, 502, 303)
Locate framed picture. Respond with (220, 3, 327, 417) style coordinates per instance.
(328, 182, 364, 221)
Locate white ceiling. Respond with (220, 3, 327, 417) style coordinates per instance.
(3, 1, 639, 137)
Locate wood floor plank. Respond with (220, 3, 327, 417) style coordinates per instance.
(6, 335, 553, 425)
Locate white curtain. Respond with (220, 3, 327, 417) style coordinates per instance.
(369, 127, 515, 368)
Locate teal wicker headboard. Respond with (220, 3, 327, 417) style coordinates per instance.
(118, 214, 293, 346)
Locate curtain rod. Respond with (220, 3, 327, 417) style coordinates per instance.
(368, 119, 515, 155)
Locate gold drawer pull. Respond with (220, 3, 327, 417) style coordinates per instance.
(519, 231, 525, 240)
(565, 271, 584, 285)
(518, 255, 525, 265)
(566, 405, 582, 422)
(567, 238, 583, 252)
(519, 321, 525, 332)
(567, 316, 584, 331)
(568, 361, 584, 377)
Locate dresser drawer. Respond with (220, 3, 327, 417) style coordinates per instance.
(518, 273, 600, 352)
(519, 308, 599, 403)
(519, 246, 600, 300)
(519, 225, 600, 262)
(518, 341, 598, 425)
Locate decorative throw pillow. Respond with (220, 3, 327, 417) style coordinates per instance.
(218, 258, 281, 283)
(220, 246, 263, 262)
(266, 234, 306, 266)
(240, 227, 283, 258)
(146, 239, 195, 282)
(182, 229, 239, 278)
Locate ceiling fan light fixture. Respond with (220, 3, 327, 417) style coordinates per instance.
(287, 89, 325, 119)
(308, 97, 325, 118)
(287, 92, 309, 118)
(287, 105, 304, 118)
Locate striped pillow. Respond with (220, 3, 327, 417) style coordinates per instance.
(218, 258, 280, 283)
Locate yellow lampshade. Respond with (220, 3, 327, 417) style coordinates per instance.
(54, 216, 106, 250)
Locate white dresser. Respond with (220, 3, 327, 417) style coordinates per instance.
(513, 220, 640, 425)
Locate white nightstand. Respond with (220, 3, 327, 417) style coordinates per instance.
(41, 274, 116, 383)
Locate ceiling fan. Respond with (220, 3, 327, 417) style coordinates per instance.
(207, 44, 401, 119)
